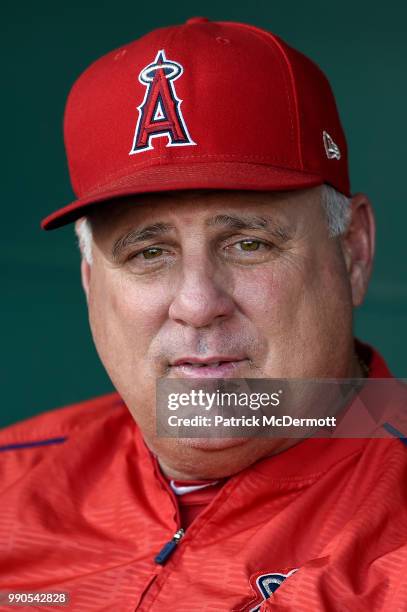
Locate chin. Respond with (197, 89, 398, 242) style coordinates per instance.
(175, 437, 250, 451)
(153, 437, 288, 480)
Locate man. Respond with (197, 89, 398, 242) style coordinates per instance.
(0, 17, 406, 612)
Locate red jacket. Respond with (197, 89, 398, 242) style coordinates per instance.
(0, 346, 406, 611)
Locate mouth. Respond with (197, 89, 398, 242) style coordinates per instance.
(169, 357, 249, 378)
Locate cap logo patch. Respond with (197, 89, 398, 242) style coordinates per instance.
(323, 130, 341, 160)
(129, 49, 196, 154)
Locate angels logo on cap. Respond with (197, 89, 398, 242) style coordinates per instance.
(129, 49, 196, 154)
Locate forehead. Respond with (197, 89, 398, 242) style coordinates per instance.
(88, 188, 322, 234)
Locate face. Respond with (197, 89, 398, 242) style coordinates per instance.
(78, 188, 374, 479)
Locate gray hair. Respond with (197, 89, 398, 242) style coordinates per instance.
(76, 215, 94, 265)
(322, 184, 351, 237)
(75, 184, 351, 265)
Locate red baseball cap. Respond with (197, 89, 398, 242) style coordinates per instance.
(41, 17, 350, 230)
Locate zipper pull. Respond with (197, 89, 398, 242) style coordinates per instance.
(154, 528, 185, 565)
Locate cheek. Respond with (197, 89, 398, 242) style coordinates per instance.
(232, 248, 353, 376)
(88, 269, 170, 378)
(87, 269, 173, 430)
(231, 260, 305, 323)
(245, 248, 351, 321)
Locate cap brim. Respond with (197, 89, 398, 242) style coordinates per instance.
(41, 161, 323, 230)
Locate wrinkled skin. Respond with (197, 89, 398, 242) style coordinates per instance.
(77, 187, 375, 479)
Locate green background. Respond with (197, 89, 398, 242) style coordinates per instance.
(2, 1, 406, 428)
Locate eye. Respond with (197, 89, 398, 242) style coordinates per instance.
(237, 239, 262, 252)
(141, 247, 163, 259)
(126, 245, 175, 273)
(223, 237, 274, 263)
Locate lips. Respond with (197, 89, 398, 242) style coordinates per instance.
(169, 357, 248, 378)
(172, 357, 244, 367)
(174, 360, 229, 368)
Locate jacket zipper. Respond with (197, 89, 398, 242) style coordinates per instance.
(154, 528, 185, 565)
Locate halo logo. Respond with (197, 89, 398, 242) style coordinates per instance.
(248, 569, 298, 611)
(129, 49, 196, 154)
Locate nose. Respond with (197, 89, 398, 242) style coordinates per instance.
(168, 260, 235, 329)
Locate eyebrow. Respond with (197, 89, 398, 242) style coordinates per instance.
(206, 214, 292, 241)
(111, 214, 292, 259)
(112, 222, 175, 259)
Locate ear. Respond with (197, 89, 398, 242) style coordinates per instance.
(340, 193, 375, 307)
